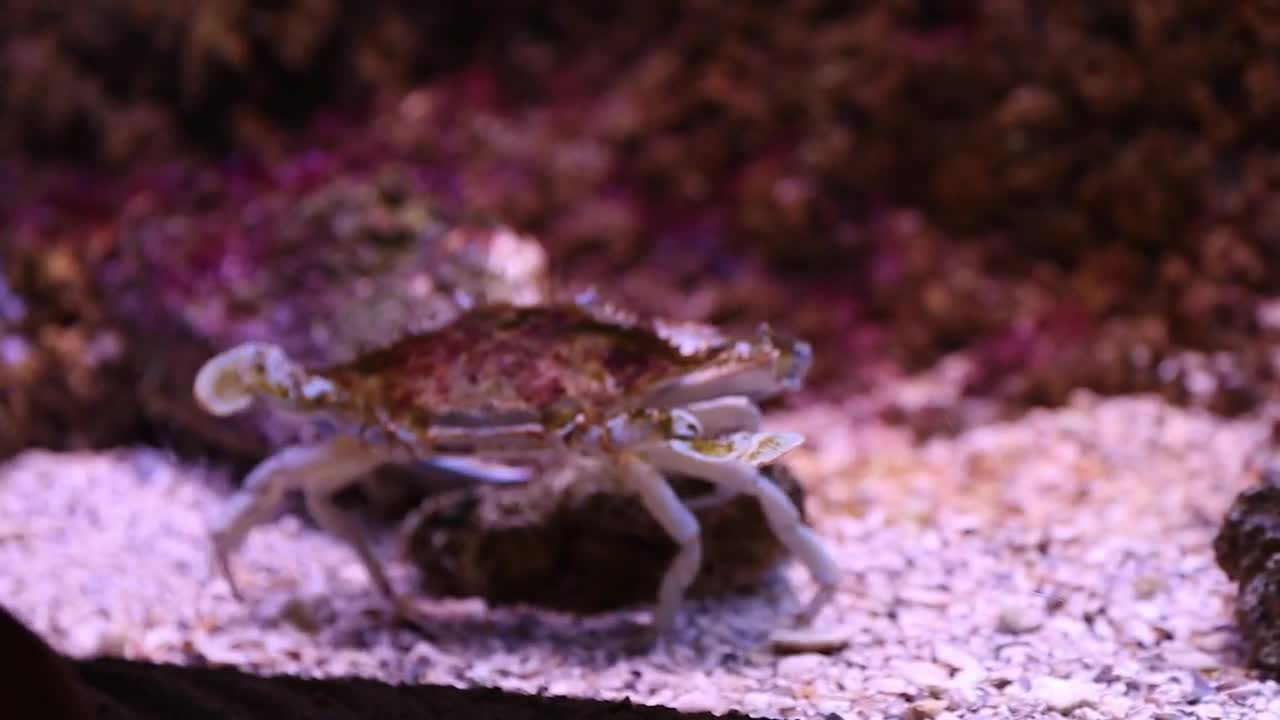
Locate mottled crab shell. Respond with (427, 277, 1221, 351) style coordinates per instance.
(310, 298, 811, 439)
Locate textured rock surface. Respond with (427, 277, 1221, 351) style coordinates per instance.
(0, 606, 94, 720)
(94, 167, 550, 460)
(77, 656, 762, 720)
(2, 602, 755, 720)
(402, 463, 805, 614)
(2, 162, 549, 461)
(0, 235, 144, 458)
(1215, 465, 1280, 675)
(10, 3, 1280, 461)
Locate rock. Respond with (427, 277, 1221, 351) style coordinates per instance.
(896, 661, 951, 693)
(1212, 467, 1280, 675)
(76, 655, 748, 720)
(767, 626, 852, 655)
(1028, 676, 1099, 713)
(400, 463, 807, 614)
(9, 0, 1280, 467)
(932, 642, 984, 676)
(1192, 702, 1225, 719)
(775, 653, 828, 679)
(907, 699, 950, 720)
(997, 605, 1044, 634)
(1163, 648, 1221, 672)
(0, 242, 144, 459)
(670, 689, 727, 715)
(94, 176, 551, 463)
(0, 606, 94, 720)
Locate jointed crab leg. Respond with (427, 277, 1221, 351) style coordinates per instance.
(209, 436, 400, 604)
(417, 455, 533, 484)
(620, 453, 704, 635)
(635, 436, 839, 625)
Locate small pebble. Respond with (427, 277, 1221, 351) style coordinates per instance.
(1192, 703, 1224, 719)
(897, 661, 952, 692)
(279, 597, 322, 634)
(1098, 696, 1132, 717)
(933, 642, 984, 675)
(1164, 648, 1221, 671)
(671, 689, 725, 714)
(868, 676, 914, 696)
(1186, 671, 1217, 704)
(997, 605, 1044, 634)
(1029, 676, 1099, 713)
(1221, 681, 1264, 699)
(777, 653, 827, 679)
(768, 626, 851, 654)
(907, 698, 949, 719)
(1134, 574, 1166, 599)
(898, 587, 952, 608)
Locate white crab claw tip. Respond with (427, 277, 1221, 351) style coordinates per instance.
(193, 354, 254, 417)
(743, 431, 804, 465)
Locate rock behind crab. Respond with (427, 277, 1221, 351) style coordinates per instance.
(400, 462, 806, 614)
(97, 163, 550, 461)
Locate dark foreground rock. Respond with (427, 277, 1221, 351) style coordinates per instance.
(1214, 466, 1280, 674)
(0, 607, 94, 720)
(403, 463, 805, 614)
(77, 658, 764, 720)
(2, 607, 764, 720)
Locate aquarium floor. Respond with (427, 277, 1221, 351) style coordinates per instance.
(4, 393, 1280, 719)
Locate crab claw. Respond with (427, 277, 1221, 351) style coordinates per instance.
(193, 341, 339, 416)
(194, 343, 268, 416)
(683, 430, 805, 466)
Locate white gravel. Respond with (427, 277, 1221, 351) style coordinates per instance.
(4, 392, 1280, 719)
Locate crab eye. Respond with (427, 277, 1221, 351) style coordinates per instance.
(779, 339, 813, 386)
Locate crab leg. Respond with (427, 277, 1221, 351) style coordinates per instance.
(634, 436, 839, 625)
(418, 456, 534, 484)
(209, 436, 398, 603)
(668, 396, 765, 511)
(620, 453, 704, 636)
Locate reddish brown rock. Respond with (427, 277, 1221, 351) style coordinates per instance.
(1214, 467, 1280, 674)
(401, 463, 806, 614)
(9, 1, 1280, 455)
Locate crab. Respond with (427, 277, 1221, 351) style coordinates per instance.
(192, 297, 838, 635)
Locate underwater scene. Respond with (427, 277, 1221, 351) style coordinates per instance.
(4, 3, 1280, 719)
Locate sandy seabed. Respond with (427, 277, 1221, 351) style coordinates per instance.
(4, 393, 1280, 720)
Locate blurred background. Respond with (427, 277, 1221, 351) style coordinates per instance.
(4, 0, 1280, 461)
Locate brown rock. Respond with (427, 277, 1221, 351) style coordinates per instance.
(0, 607, 93, 720)
(401, 463, 806, 614)
(1213, 467, 1280, 674)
